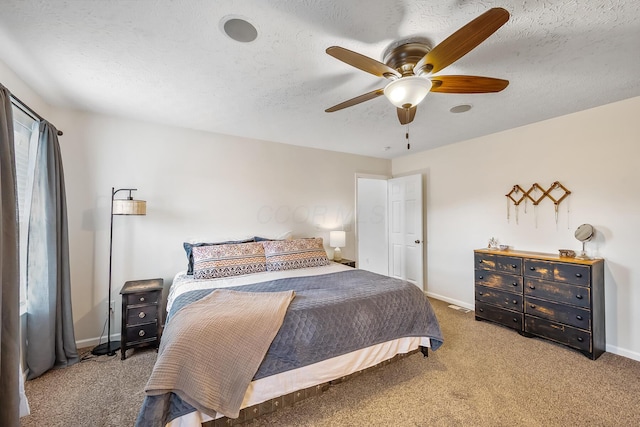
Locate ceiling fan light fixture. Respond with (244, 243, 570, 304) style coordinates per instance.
(383, 76, 432, 109)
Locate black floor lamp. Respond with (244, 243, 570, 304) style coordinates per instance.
(92, 187, 146, 356)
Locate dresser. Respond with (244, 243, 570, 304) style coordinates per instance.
(120, 278, 164, 360)
(474, 249, 605, 359)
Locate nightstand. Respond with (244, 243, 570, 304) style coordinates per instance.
(120, 278, 163, 360)
(334, 258, 356, 268)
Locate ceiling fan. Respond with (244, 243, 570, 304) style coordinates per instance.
(325, 7, 510, 125)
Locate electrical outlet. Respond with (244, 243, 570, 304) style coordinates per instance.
(109, 300, 115, 312)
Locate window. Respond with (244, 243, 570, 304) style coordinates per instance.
(12, 105, 39, 307)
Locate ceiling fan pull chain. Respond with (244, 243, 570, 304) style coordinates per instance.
(406, 124, 410, 150)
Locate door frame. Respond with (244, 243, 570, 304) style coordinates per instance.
(355, 172, 427, 289)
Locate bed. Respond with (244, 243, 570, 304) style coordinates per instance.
(135, 238, 444, 427)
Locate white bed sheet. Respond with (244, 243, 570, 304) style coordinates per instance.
(166, 336, 431, 427)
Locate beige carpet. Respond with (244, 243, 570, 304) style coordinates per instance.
(21, 298, 640, 426)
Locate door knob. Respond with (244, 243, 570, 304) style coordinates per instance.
(415, 240, 421, 244)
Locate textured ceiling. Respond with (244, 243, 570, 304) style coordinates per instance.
(0, 1, 639, 159)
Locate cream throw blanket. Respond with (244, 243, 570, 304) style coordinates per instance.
(144, 289, 295, 419)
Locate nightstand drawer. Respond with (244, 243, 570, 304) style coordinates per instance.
(525, 297, 591, 330)
(127, 305, 158, 326)
(125, 291, 160, 306)
(125, 322, 158, 343)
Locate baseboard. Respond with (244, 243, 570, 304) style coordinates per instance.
(425, 292, 474, 311)
(606, 344, 640, 362)
(76, 333, 121, 350)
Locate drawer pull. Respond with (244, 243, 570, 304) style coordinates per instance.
(577, 337, 584, 342)
(512, 300, 518, 304)
(576, 294, 583, 300)
(479, 291, 484, 295)
(478, 275, 484, 279)
(529, 304, 536, 309)
(528, 285, 535, 289)
(138, 312, 146, 319)
(576, 315, 583, 321)
(512, 282, 518, 287)
(575, 273, 582, 278)
(138, 330, 146, 337)
(513, 318, 518, 323)
(511, 264, 517, 269)
(479, 308, 484, 312)
(139, 296, 145, 302)
(478, 259, 484, 264)
(529, 267, 535, 271)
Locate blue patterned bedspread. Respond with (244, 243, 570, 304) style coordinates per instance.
(136, 269, 443, 426)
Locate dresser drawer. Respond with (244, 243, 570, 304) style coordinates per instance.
(125, 291, 160, 306)
(475, 254, 523, 275)
(524, 259, 590, 287)
(554, 263, 590, 287)
(476, 286, 523, 311)
(125, 321, 158, 344)
(475, 271, 523, 292)
(524, 278, 590, 308)
(524, 259, 554, 281)
(525, 316, 591, 353)
(525, 297, 591, 330)
(127, 305, 159, 326)
(475, 302, 522, 331)
(475, 253, 497, 270)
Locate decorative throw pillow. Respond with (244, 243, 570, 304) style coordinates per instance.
(262, 237, 330, 271)
(192, 242, 266, 279)
(183, 238, 254, 275)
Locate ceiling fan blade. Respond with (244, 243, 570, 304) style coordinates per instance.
(327, 46, 401, 79)
(397, 106, 417, 125)
(429, 75, 509, 93)
(415, 7, 509, 75)
(325, 88, 385, 112)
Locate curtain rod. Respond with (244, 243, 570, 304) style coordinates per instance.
(9, 94, 63, 136)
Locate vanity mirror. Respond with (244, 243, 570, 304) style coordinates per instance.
(574, 223, 594, 259)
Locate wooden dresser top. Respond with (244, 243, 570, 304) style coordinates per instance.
(474, 248, 603, 266)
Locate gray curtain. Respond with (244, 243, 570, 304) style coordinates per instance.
(25, 121, 78, 380)
(0, 85, 20, 425)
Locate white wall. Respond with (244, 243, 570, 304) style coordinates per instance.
(2, 59, 391, 346)
(392, 96, 640, 361)
(54, 111, 390, 346)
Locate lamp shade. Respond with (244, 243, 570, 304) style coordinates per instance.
(112, 199, 146, 215)
(383, 76, 432, 109)
(329, 231, 346, 248)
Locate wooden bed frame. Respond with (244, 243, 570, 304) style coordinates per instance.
(203, 346, 428, 426)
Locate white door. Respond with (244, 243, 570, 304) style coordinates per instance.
(388, 175, 424, 289)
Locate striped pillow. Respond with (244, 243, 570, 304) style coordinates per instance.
(192, 242, 266, 279)
(262, 238, 330, 271)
